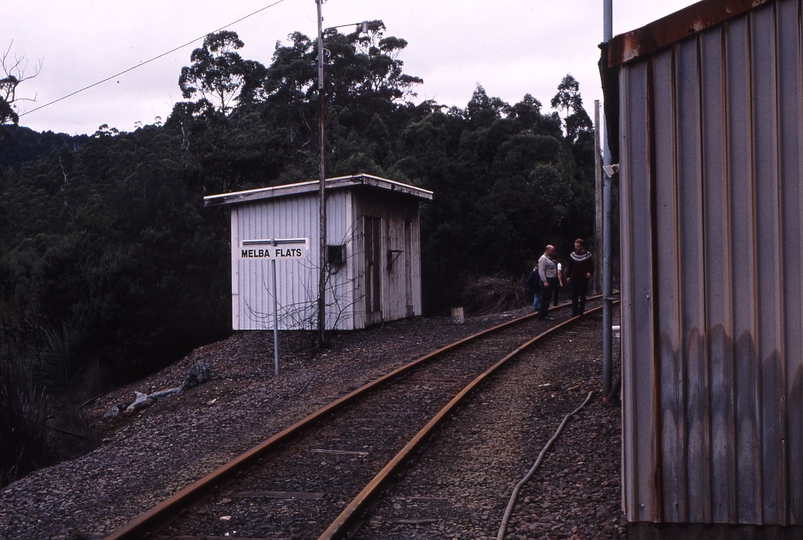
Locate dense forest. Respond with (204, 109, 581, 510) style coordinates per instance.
(0, 23, 597, 485)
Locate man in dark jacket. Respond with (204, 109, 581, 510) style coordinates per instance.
(565, 238, 594, 316)
(525, 266, 541, 311)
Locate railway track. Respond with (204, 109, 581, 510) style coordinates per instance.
(107, 300, 611, 540)
(349, 311, 615, 539)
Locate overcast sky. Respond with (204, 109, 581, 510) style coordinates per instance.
(5, 0, 698, 136)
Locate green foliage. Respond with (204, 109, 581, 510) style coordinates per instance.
(551, 74, 593, 143)
(0, 351, 51, 488)
(0, 27, 597, 393)
(179, 31, 266, 125)
(0, 126, 89, 172)
(0, 317, 100, 489)
(36, 322, 82, 391)
(395, 80, 595, 311)
(1, 119, 232, 383)
(0, 28, 601, 485)
(460, 276, 532, 315)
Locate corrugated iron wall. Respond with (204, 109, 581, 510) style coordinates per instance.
(619, 0, 803, 525)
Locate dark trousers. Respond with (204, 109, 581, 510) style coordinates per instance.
(538, 278, 559, 319)
(551, 284, 561, 306)
(571, 279, 589, 316)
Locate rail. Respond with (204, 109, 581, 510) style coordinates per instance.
(106, 298, 611, 539)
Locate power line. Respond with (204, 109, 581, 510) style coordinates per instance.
(19, 0, 290, 118)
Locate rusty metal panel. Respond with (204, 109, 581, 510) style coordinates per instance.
(608, 0, 776, 67)
(648, 47, 674, 523)
(751, 6, 785, 525)
(698, 24, 736, 525)
(618, 0, 803, 526)
(777, 0, 803, 525)
(620, 58, 658, 524)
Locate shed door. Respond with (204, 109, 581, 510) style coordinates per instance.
(364, 216, 382, 325)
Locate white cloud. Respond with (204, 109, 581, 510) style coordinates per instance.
(4, 0, 698, 135)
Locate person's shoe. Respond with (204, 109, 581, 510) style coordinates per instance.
(543, 316, 555, 321)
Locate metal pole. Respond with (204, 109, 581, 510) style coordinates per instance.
(272, 256, 280, 376)
(602, 167, 613, 400)
(601, 0, 614, 400)
(594, 100, 602, 296)
(316, 0, 327, 344)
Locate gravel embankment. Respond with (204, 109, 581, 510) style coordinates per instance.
(0, 306, 624, 540)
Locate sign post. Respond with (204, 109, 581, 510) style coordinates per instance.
(240, 238, 308, 376)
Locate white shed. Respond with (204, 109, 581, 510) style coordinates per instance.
(204, 174, 433, 331)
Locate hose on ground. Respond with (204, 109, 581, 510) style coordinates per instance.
(496, 390, 595, 540)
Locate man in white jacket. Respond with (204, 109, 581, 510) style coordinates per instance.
(537, 245, 557, 321)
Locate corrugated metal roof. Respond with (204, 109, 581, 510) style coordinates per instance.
(608, 0, 776, 67)
(203, 173, 433, 208)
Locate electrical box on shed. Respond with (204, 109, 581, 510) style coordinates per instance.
(327, 244, 346, 265)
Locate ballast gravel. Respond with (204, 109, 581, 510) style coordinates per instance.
(0, 307, 624, 540)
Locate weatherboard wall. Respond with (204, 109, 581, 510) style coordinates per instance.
(218, 175, 429, 332)
(614, 0, 803, 529)
(351, 189, 423, 326)
(232, 192, 323, 331)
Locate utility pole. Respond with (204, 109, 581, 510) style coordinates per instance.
(601, 0, 614, 401)
(316, 0, 327, 344)
(594, 100, 602, 296)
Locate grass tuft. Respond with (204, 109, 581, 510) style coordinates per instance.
(0, 355, 52, 488)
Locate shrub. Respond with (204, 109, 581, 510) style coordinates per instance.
(0, 354, 52, 488)
(0, 320, 99, 488)
(36, 322, 83, 392)
(459, 275, 530, 315)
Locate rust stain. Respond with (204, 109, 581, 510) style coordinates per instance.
(608, 0, 776, 67)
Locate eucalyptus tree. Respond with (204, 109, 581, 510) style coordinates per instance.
(178, 31, 267, 127)
(259, 21, 423, 173)
(551, 74, 593, 143)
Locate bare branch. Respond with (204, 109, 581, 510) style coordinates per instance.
(1, 41, 43, 124)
